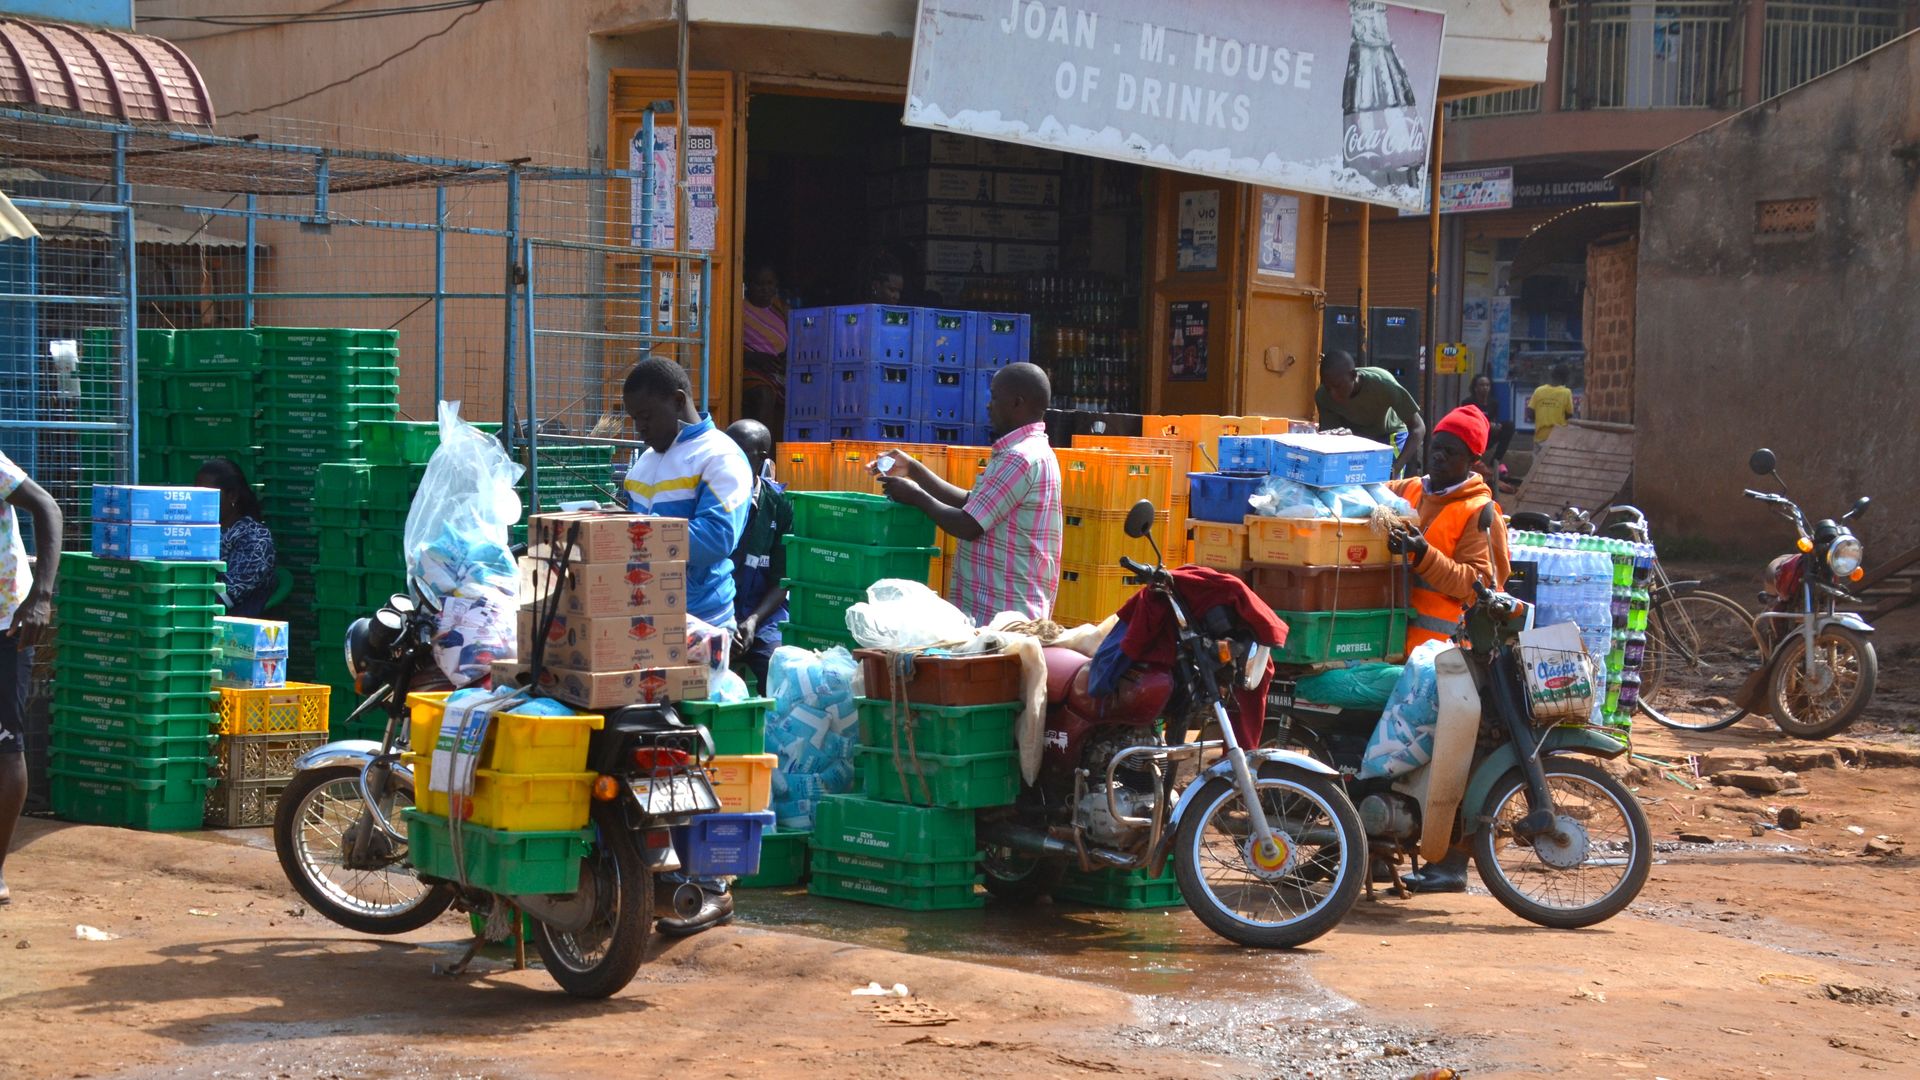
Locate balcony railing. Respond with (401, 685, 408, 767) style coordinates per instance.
(1445, 85, 1544, 119)
(1763, 1, 1904, 99)
(1562, 1, 1743, 109)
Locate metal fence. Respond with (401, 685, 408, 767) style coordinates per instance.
(1763, 0, 1905, 99)
(1444, 85, 1544, 120)
(1562, 1, 1743, 110)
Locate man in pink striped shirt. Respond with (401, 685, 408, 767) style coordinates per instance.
(875, 363, 1061, 625)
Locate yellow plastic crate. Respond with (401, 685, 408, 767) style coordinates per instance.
(1055, 562, 1146, 627)
(1056, 447, 1175, 512)
(774, 441, 832, 492)
(1190, 521, 1248, 571)
(945, 446, 993, 492)
(402, 757, 595, 831)
(1060, 507, 1171, 566)
(829, 441, 947, 495)
(406, 691, 604, 773)
(218, 682, 331, 735)
(1244, 516, 1392, 568)
(708, 753, 777, 812)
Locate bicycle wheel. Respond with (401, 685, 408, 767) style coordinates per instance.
(1641, 590, 1760, 732)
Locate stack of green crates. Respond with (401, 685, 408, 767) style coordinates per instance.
(512, 442, 620, 546)
(309, 458, 417, 734)
(781, 492, 938, 652)
(806, 793, 982, 910)
(134, 328, 261, 486)
(852, 697, 1020, 810)
(48, 554, 222, 831)
(1053, 857, 1185, 910)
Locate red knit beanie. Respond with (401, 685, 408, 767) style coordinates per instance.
(1434, 405, 1491, 458)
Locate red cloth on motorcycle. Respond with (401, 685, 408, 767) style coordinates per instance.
(1115, 566, 1287, 748)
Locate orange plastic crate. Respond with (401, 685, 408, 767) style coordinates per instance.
(944, 446, 993, 492)
(1244, 516, 1393, 568)
(1056, 447, 1176, 512)
(1189, 521, 1248, 571)
(775, 442, 833, 492)
(1061, 507, 1173, 566)
(829, 441, 948, 495)
(218, 682, 331, 735)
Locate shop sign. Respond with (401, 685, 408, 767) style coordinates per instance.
(906, 0, 1448, 213)
(1512, 177, 1617, 209)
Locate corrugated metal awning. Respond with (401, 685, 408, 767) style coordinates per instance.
(0, 187, 37, 240)
(20, 207, 246, 249)
(0, 17, 214, 126)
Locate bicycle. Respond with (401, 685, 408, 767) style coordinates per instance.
(1508, 505, 1762, 733)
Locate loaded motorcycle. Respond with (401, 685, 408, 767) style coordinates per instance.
(972, 500, 1368, 949)
(1722, 447, 1878, 738)
(1269, 581, 1653, 929)
(272, 582, 720, 998)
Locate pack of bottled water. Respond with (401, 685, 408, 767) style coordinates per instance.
(764, 644, 862, 829)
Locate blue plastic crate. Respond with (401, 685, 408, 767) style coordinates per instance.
(789, 307, 834, 365)
(915, 420, 967, 444)
(788, 421, 830, 442)
(1277, 434, 1395, 487)
(91, 485, 222, 525)
(831, 362, 914, 420)
(921, 310, 976, 369)
(832, 304, 921, 364)
(787, 362, 829, 425)
(92, 522, 223, 561)
(1187, 472, 1268, 524)
(672, 810, 775, 877)
(972, 312, 1030, 369)
(917, 365, 968, 423)
(829, 417, 915, 441)
(967, 368, 995, 428)
(966, 424, 995, 446)
(1217, 435, 1288, 474)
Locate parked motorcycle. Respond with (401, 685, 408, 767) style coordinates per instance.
(1269, 581, 1652, 929)
(272, 584, 720, 998)
(976, 500, 1367, 949)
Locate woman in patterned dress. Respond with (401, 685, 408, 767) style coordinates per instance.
(194, 458, 277, 618)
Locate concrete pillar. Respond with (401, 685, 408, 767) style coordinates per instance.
(1742, 0, 1769, 105)
(1543, 3, 1566, 113)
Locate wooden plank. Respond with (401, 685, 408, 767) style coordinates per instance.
(1515, 424, 1636, 516)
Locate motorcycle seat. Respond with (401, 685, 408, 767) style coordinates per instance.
(1042, 647, 1087, 705)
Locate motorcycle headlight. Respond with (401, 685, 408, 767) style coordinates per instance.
(1827, 534, 1864, 578)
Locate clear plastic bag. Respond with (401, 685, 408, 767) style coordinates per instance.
(1323, 484, 1380, 519)
(404, 402, 525, 686)
(1365, 483, 1414, 518)
(1249, 476, 1333, 519)
(846, 579, 975, 649)
(1360, 640, 1449, 779)
(765, 645, 862, 829)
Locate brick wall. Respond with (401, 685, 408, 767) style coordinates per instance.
(1583, 235, 1636, 423)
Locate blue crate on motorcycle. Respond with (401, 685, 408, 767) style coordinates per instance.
(671, 810, 775, 877)
(1187, 472, 1267, 523)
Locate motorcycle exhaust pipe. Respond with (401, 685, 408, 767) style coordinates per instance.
(656, 880, 704, 920)
(978, 823, 1136, 870)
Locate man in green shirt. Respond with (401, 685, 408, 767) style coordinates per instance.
(725, 419, 792, 693)
(1315, 350, 1427, 477)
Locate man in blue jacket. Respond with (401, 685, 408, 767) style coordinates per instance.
(621, 356, 752, 935)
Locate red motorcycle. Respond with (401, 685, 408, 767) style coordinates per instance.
(973, 501, 1367, 949)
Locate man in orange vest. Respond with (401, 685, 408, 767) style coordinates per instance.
(1380, 404, 1512, 892)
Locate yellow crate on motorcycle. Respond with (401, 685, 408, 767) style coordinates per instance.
(856, 747, 1019, 809)
(1189, 522, 1248, 571)
(219, 680, 334, 730)
(402, 809, 593, 895)
(1054, 562, 1146, 628)
(707, 753, 777, 812)
(1053, 857, 1184, 910)
(400, 763, 598, 831)
(1269, 608, 1410, 666)
(405, 691, 604, 774)
(1244, 516, 1392, 568)
(1060, 507, 1171, 566)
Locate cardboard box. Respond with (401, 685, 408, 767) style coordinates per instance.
(992, 242, 1060, 275)
(214, 616, 290, 659)
(901, 131, 981, 166)
(896, 166, 993, 205)
(518, 607, 688, 671)
(994, 171, 1061, 207)
(216, 654, 288, 690)
(91, 485, 221, 525)
(978, 207, 1060, 242)
(912, 239, 992, 276)
(519, 556, 687, 618)
(91, 522, 221, 561)
(897, 202, 984, 239)
(527, 512, 690, 565)
(976, 142, 1064, 170)
(533, 664, 710, 710)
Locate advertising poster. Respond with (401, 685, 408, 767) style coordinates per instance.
(629, 125, 717, 251)
(1257, 191, 1300, 276)
(905, 0, 1448, 212)
(1177, 189, 1220, 271)
(1168, 301, 1210, 381)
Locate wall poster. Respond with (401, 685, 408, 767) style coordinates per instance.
(1177, 189, 1220, 271)
(1257, 192, 1300, 277)
(1168, 301, 1210, 381)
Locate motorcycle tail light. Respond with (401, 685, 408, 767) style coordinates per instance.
(633, 748, 691, 771)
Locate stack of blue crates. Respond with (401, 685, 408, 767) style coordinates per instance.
(787, 305, 1030, 446)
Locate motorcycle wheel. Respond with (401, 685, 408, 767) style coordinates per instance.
(1472, 757, 1651, 930)
(273, 764, 455, 935)
(1172, 765, 1365, 949)
(980, 848, 1066, 904)
(532, 804, 652, 999)
(1767, 626, 1877, 739)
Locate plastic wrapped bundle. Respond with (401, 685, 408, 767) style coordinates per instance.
(1360, 640, 1449, 779)
(765, 645, 861, 829)
(1249, 476, 1334, 518)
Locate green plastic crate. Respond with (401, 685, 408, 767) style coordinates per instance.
(264, 382, 399, 410)
(361, 420, 500, 465)
(1053, 859, 1185, 910)
(165, 411, 254, 451)
(48, 767, 214, 831)
(783, 536, 938, 591)
(362, 528, 406, 566)
(51, 728, 217, 763)
(262, 365, 400, 391)
(256, 326, 401, 351)
(56, 619, 219, 654)
(314, 462, 374, 507)
(780, 620, 857, 653)
(789, 492, 937, 547)
(309, 563, 374, 606)
(258, 420, 368, 449)
(810, 794, 977, 862)
(59, 642, 221, 674)
(136, 328, 176, 370)
(737, 828, 809, 888)
(61, 659, 215, 697)
(1269, 608, 1411, 666)
(272, 402, 399, 428)
(808, 871, 982, 911)
(258, 441, 357, 465)
(59, 553, 224, 588)
(315, 531, 364, 567)
(260, 345, 401, 372)
(60, 576, 222, 609)
(368, 463, 429, 501)
(50, 704, 217, 741)
(174, 328, 260, 371)
(783, 581, 864, 634)
(403, 810, 592, 895)
(165, 373, 255, 414)
(53, 682, 219, 719)
(49, 746, 213, 798)
(855, 699, 1019, 758)
(857, 747, 1018, 810)
(60, 597, 222, 633)
(809, 847, 979, 887)
(676, 698, 770, 757)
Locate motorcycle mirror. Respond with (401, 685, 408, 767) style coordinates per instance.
(1748, 448, 1777, 476)
(1844, 496, 1871, 521)
(1123, 499, 1157, 539)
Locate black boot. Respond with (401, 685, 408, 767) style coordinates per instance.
(658, 887, 735, 937)
(1401, 850, 1470, 894)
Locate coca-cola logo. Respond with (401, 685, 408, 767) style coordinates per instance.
(1344, 113, 1429, 162)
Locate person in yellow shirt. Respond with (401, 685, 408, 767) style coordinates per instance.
(1527, 363, 1576, 444)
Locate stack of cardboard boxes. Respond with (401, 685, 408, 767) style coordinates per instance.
(514, 511, 708, 709)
